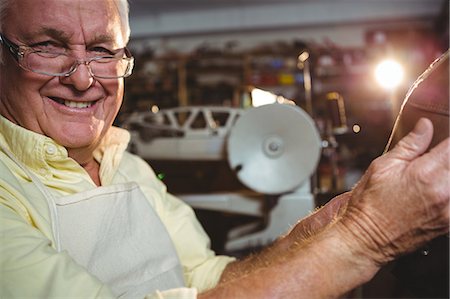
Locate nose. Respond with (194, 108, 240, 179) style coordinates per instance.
(59, 62, 94, 91)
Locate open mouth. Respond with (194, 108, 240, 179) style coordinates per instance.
(50, 97, 97, 109)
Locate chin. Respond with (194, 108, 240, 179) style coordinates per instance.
(45, 117, 111, 150)
(52, 129, 103, 151)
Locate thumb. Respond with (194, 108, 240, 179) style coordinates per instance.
(388, 117, 434, 161)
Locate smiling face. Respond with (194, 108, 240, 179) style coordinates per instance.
(0, 0, 130, 163)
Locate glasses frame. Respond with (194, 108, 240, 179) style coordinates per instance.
(0, 33, 134, 79)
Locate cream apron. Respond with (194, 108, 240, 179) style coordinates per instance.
(2, 147, 185, 298)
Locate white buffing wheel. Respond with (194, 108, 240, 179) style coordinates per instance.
(227, 104, 322, 194)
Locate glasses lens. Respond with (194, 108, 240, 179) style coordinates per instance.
(89, 57, 133, 78)
(25, 51, 75, 76)
(22, 51, 133, 78)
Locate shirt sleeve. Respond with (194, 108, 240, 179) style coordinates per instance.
(159, 192, 236, 292)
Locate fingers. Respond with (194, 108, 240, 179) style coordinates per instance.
(418, 138, 450, 186)
(406, 132, 449, 197)
(352, 118, 435, 200)
(412, 137, 450, 228)
(388, 118, 434, 161)
(426, 137, 450, 169)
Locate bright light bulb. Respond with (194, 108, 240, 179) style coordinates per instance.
(374, 59, 404, 90)
(151, 105, 159, 113)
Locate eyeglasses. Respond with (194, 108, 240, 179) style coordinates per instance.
(0, 33, 134, 79)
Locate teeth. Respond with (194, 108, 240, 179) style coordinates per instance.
(64, 100, 94, 108)
(49, 97, 96, 108)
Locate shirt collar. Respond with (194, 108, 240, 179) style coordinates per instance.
(0, 115, 130, 183)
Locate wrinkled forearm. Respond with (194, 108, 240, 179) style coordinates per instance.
(216, 230, 293, 284)
(217, 195, 348, 284)
(201, 222, 379, 299)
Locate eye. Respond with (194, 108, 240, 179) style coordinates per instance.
(89, 47, 115, 56)
(30, 41, 65, 53)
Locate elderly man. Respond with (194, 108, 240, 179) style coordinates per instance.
(0, 0, 448, 298)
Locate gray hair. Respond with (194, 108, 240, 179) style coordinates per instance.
(115, 0, 131, 42)
(0, 0, 130, 64)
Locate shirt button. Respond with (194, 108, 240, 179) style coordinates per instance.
(45, 144, 57, 155)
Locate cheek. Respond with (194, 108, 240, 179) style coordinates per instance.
(103, 79, 124, 119)
(0, 63, 51, 127)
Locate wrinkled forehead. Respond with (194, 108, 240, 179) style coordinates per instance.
(3, 0, 129, 47)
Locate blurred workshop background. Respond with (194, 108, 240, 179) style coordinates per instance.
(117, 1, 449, 297)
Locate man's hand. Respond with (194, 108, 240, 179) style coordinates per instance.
(339, 117, 449, 266)
(203, 118, 449, 299)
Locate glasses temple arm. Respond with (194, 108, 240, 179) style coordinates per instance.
(0, 34, 21, 62)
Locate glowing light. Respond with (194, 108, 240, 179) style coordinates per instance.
(374, 59, 404, 90)
(250, 88, 294, 107)
(352, 124, 361, 133)
(151, 105, 159, 113)
(251, 88, 277, 107)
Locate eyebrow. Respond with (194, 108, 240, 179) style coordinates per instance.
(32, 27, 73, 44)
(25, 27, 117, 47)
(89, 34, 116, 46)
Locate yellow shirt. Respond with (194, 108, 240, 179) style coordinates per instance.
(0, 115, 234, 298)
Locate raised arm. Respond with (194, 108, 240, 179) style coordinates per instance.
(200, 117, 449, 298)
